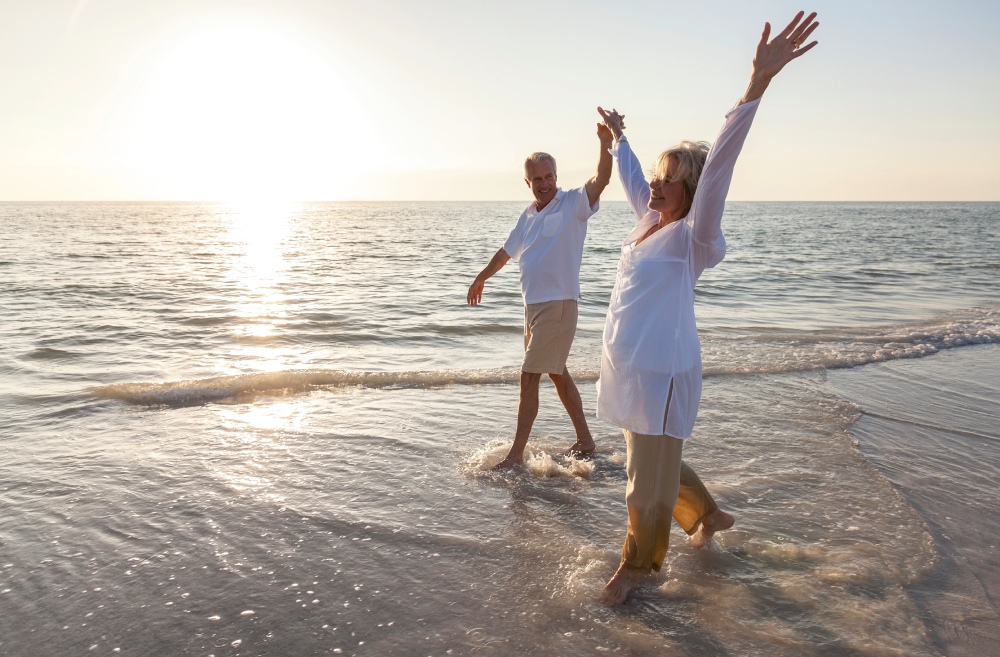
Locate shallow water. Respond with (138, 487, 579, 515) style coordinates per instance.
(2, 201, 999, 656)
(829, 345, 1000, 656)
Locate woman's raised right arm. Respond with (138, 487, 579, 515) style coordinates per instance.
(598, 107, 650, 222)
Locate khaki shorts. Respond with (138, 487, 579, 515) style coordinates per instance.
(522, 299, 578, 374)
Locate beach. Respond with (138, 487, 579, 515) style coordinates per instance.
(2, 200, 998, 656)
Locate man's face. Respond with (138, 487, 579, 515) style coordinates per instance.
(524, 160, 557, 209)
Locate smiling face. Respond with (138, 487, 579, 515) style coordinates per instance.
(524, 159, 558, 210)
(648, 156, 688, 219)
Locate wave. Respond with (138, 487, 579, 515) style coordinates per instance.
(90, 367, 533, 406)
(91, 309, 1000, 407)
(702, 307, 1000, 376)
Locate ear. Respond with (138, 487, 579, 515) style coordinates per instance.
(525, 178, 531, 188)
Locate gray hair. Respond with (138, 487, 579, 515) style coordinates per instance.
(653, 141, 711, 207)
(523, 152, 557, 178)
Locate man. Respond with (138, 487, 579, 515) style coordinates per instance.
(467, 119, 614, 470)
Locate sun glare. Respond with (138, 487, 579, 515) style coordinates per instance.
(226, 199, 295, 285)
(221, 201, 301, 373)
(126, 25, 379, 202)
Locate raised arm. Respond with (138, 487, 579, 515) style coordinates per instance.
(466, 247, 510, 306)
(585, 123, 615, 209)
(692, 11, 820, 246)
(598, 107, 651, 222)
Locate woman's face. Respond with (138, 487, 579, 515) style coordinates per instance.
(648, 157, 687, 216)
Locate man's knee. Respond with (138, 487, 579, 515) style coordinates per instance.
(520, 371, 543, 387)
(547, 367, 570, 384)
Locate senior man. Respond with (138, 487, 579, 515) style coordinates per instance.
(467, 119, 614, 470)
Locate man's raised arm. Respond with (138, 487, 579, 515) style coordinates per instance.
(585, 121, 615, 209)
(467, 247, 511, 306)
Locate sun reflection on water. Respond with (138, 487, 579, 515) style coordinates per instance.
(226, 200, 296, 288)
(221, 201, 303, 373)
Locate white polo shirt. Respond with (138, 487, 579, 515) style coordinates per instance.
(502, 187, 599, 305)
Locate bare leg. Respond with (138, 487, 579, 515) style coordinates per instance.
(598, 564, 644, 607)
(492, 371, 542, 470)
(549, 367, 595, 455)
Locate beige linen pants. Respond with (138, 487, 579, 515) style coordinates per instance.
(620, 430, 720, 572)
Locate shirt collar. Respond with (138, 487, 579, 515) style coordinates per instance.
(526, 188, 565, 219)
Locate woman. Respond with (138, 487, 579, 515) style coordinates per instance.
(595, 12, 819, 606)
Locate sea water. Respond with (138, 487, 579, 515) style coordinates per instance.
(1, 201, 998, 656)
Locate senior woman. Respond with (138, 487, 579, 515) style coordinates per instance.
(595, 12, 819, 605)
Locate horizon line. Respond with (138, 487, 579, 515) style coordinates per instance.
(3, 199, 999, 204)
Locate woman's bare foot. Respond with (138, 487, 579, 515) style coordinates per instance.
(598, 564, 644, 606)
(690, 509, 735, 548)
(564, 438, 596, 457)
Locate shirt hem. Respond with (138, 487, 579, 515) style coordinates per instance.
(595, 410, 692, 439)
(522, 293, 581, 305)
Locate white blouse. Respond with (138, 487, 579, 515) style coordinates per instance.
(596, 99, 760, 437)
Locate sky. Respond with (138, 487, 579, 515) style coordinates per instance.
(1, 0, 998, 202)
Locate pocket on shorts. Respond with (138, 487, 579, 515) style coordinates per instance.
(542, 212, 563, 237)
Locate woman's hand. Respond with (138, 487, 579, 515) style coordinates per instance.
(597, 107, 627, 141)
(741, 11, 819, 104)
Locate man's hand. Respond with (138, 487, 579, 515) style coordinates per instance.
(467, 278, 485, 306)
(466, 247, 510, 306)
(597, 122, 614, 148)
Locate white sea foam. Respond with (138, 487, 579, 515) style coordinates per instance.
(463, 439, 595, 478)
(704, 307, 1000, 375)
(524, 449, 595, 479)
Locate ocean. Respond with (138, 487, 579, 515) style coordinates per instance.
(1, 201, 998, 656)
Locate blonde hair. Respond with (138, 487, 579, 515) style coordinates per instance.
(653, 140, 711, 208)
(524, 152, 557, 178)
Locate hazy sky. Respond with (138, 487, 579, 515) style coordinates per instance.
(2, 0, 998, 201)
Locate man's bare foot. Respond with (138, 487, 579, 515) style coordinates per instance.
(598, 563, 644, 606)
(564, 438, 596, 457)
(490, 455, 523, 471)
(690, 509, 735, 548)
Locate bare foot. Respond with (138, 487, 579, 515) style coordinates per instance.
(598, 564, 644, 606)
(690, 509, 735, 548)
(563, 438, 596, 457)
(490, 456, 523, 471)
